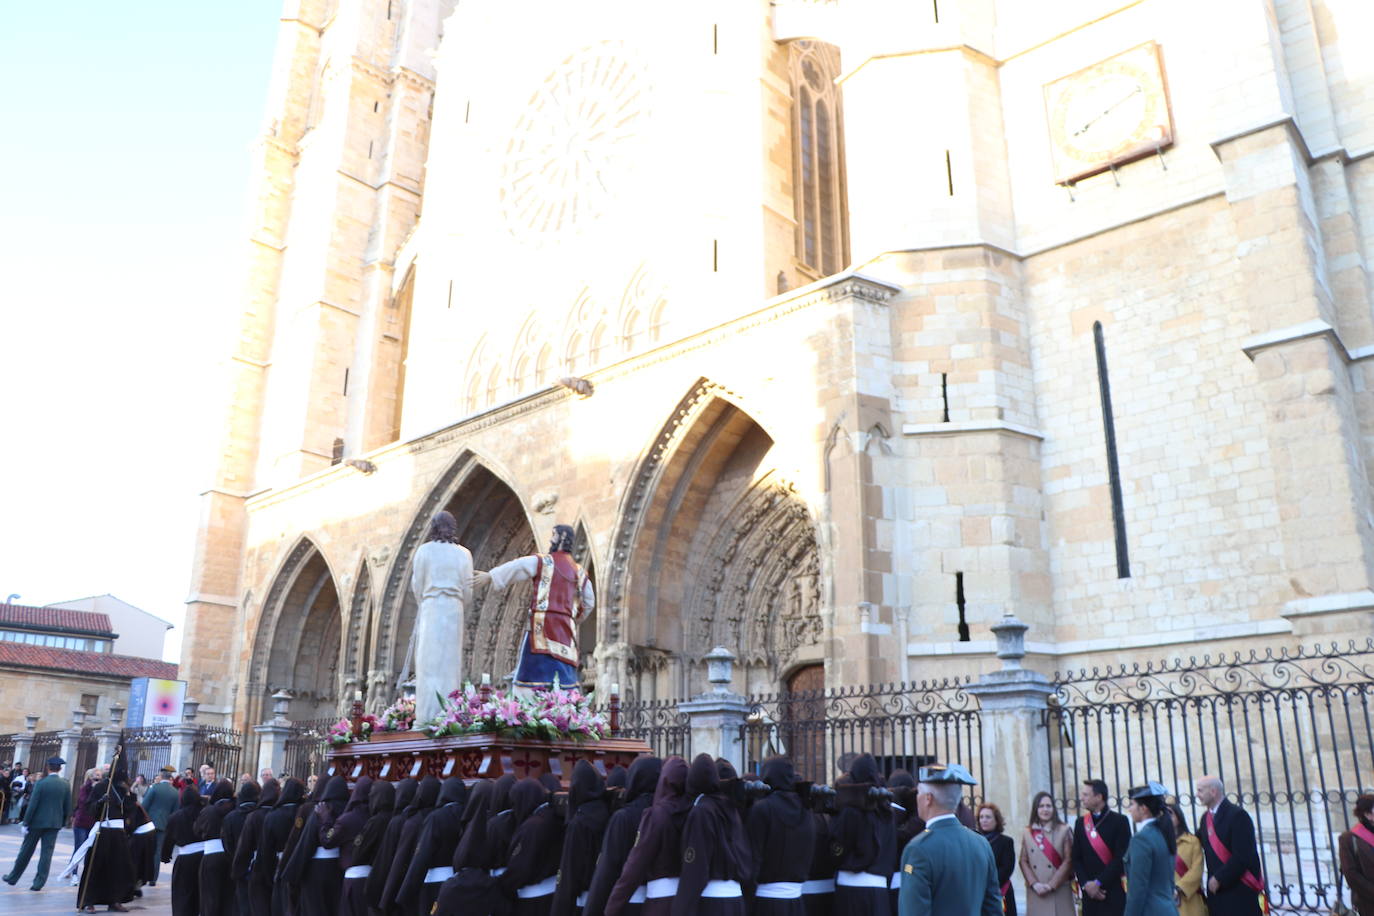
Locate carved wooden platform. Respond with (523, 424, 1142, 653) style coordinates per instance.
(325, 730, 651, 787)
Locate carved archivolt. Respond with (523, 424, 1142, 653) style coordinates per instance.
(683, 479, 823, 678)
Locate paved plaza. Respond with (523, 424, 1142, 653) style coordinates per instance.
(0, 826, 170, 916)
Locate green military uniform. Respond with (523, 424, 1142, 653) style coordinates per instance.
(3, 762, 74, 891)
(143, 771, 180, 886)
(897, 764, 1002, 916)
(1123, 781, 1179, 916)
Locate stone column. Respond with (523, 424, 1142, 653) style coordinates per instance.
(96, 704, 124, 769)
(12, 733, 32, 769)
(254, 690, 294, 778)
(966, 617, 1053, 815)
(967, 614, 1053, 902)
(678, 648, 751, 772)
(168, 723, 198, 774)
(58, 729, 83, 778)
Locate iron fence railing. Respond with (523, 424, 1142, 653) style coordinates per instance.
(283, 718, 336, 782)
(121, 726, 171, 782)
(1045, 639, 1374, 914)
(190, 725, 243, 779)
(739, 678, 985, 792)
(607, 699, 693, 760)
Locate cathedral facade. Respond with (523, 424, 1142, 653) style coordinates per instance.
(185, 0, 1374, 743)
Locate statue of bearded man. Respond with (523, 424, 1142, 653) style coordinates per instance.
(409, 510, 474, 724)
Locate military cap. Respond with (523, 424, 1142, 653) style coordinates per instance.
(916, 762, 977, 786)
(1127, 781, 1170, 800)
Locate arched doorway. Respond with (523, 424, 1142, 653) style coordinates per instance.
(249, 540, 344, 726)
(374, 457, 537, 705)
(608, 382, 824, 699)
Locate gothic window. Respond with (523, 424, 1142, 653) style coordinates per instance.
(514, 354, 532, 393)
(535, 344, 553, 385)
(464, 374, 481, 413)
(790, 42, 848, 278)
(649, 300, 668, 344)
(589, 322, 609, 365)
(623, 310, 642, 352)
(485, 365, 502, 406)
(565, 332, 583, 374)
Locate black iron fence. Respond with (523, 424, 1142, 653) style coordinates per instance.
(1044, 639, 1374, 914)
(610, 699, 693, 760)
(121, 726, 171, 782)
(29, 731, 60, 769)
(283, 718, 335, 782)
(740, 678, 985, 789)
(190, 725, 243, 778)
(0, 734, 14, 764)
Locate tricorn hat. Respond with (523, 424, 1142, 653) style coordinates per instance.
(917, 763, 977, 786)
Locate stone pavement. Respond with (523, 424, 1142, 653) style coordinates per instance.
(0, 826, 170, 916)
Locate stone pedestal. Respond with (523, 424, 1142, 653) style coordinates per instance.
(679, 647, 751, 772)
(58, 729, 83, 777)
(967, 615, 1053, 916)
(97, 727, 122, 769)
(254, 722, 292, 778)
(167, 724, 197, 773)
(11, 734, 33, 768)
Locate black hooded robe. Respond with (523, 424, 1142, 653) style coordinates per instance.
(802, 802, 838, 916)
(363, 778, 417, 912)
(233, 780, 280, 916)
(435, 780, 499, 916)
(828, 756, 895, 916)
(606, 756, 692, 916)
(497, 779, 564, 916)
(275, 777, 328, 916)
(398, 778, 468, 916)
(746, 758, 815, 916)
(127, 789, 159, 888)
(671, 755, 754, 916)
(258, 779, 306, 916)
(378, 775, 441, 916)
(77, 778, 139, 910)
(221, 780, 261, 915)
(550, 761, 611, 916)
(162, 785, 207, 916)
(199, 779, 240, 916)
(583, 757, 661, 916)
(282, 775, 350, 916)
(338, 780, 393, 916)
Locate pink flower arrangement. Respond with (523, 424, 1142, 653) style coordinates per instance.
(327, 713, 379, 747)
(379, 696, 416, 732)
(422, 683, 609, 741)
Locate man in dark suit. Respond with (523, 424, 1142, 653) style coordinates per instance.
(3, 757, 74, 891)
(898, 763, 1002, 916)
(1196, 774, 1265, 916)
(1072, 778, 1130, 915)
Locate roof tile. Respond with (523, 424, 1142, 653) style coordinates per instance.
(0, 641, 177, 680)
(0, 603, 113, 636)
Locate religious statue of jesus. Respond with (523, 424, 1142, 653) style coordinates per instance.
(409, 510, 474, 724)
(477, 524, 594, 695)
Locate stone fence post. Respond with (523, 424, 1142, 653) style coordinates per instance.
(254, 690, 295, 778)
(967, 616, 1053, 913)
(13, 714, 38, 767)
(679, 647, 750, 771)
(97, 704, 124, 768)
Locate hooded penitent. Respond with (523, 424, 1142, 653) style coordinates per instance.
(497, 778, 564, 904)
(746, 756, 816, 895)
(484, 774, 520, 871)
(162, 785, 208, 916)
(452, 780, 496, 870)
(397, 778, 469, 912)
(604, 756, 691, 916)
(673, 754, 754, 911)
(378, 775, 441, 912)
(232, 779, 277, 891)
(363, 778, 417, 908)
(581, 755, 663, 916)
(551, 760, 611, 916)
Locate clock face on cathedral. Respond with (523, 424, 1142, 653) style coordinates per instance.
(500, 42, 649, 241)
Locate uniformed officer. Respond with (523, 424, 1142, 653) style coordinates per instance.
(897, 764, 1001, 916)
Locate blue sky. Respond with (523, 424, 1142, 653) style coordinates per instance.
(0, 1, 282, 662)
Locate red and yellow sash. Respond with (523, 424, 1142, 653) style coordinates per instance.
(1175, 854, 1189, 878)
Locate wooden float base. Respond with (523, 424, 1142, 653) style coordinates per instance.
(325, 729, 651, 787)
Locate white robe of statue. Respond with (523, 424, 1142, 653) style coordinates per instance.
(409, 540, 474, 725)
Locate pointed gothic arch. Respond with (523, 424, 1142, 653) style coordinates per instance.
(372, 451, 537, 706)
(604, 380, 824, 699)
(342, 559, 374, 701)
(247, 537, 346, 729)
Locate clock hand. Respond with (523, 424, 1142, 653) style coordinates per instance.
(1073, 85, 1143, 137)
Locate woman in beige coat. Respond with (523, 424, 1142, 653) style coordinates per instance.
(1167, 800, 1206, 916)
(1019, 791, 1075, 916)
